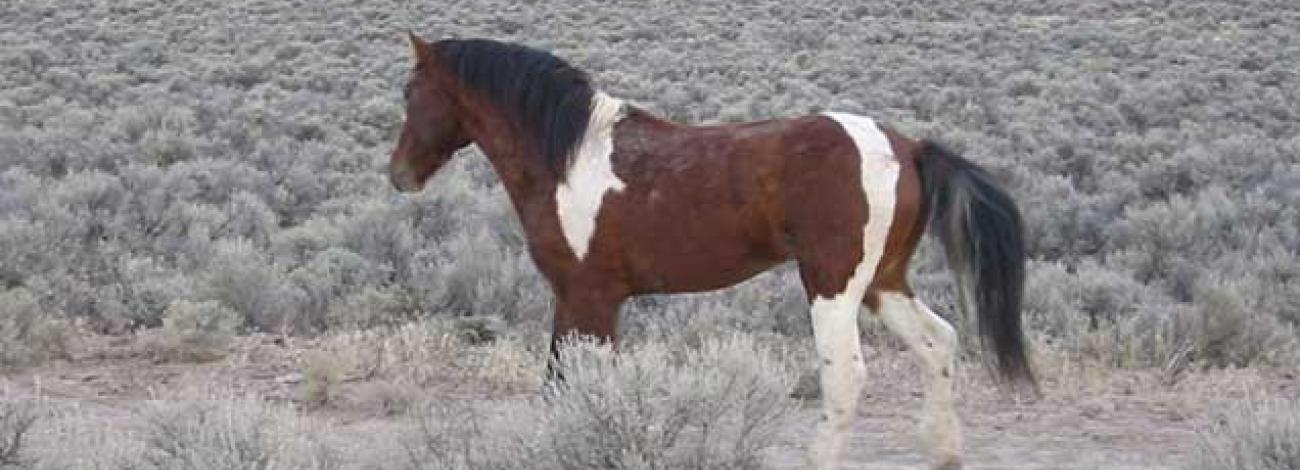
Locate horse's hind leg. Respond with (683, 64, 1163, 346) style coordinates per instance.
(873, 290, 963, 469)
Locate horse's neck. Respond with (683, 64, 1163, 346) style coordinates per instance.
(459, 103, 559, 222)
(465, 93, 632, 215)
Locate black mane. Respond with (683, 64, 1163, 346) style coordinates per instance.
(435, 39, 595, 177)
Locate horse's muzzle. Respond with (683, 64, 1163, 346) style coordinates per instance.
(389, 164, 423, 193)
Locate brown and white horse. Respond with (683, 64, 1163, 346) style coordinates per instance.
(390, 35, 1034, 470)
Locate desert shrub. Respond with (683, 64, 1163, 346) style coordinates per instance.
(268, 221, 342, 270)
(297, 349, 355, 409)
(406, 232, 549, 324)
(323, 286, 411, 330)
(1022, 261, 1151, 333)
(137, 401, 279, 470)
(401, 401, 543, 470)
(285, 247, 382, 330)
(1224, 251, 1300, 329)
(152, 300, 242, 363)
(403, 335, 798, 470)
(23, 401, 151, 470)
(105, 256, 197, 329)
(1187, 398, 1300, 470)
(201, 239, 292, 333)
(1181, 279, 1296, 368)
(134, 399, 338, 470)
(2, 0, 1299, 369)
(542, 336, 797, 470)
(32, 254, 198, 331)
(221, 192, 279, 246)
(0, 288, 70, 368)
(334, 199, 417, 281)
(1070, 279, 1298, 371)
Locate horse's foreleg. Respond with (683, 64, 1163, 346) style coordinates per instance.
(545, 289, 626, 381)
(876, 291, 963, 470)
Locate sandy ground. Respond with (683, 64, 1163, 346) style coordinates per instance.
(2, 334, 1294, 469)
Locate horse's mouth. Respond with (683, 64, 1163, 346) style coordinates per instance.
(389, 166, 425, 193)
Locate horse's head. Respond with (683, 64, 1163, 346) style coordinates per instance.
(390, 33, 473, 193)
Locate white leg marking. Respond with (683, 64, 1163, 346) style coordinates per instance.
(878, 292, 963, 469)
(555, 92, 627, 260)
(809, 296, 867, 470)
(808, 113, 901, 470)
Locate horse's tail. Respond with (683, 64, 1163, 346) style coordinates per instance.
(916, 140, 1036, 389)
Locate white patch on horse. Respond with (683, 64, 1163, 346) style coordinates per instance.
(808, 112, 901, 470)
(556, 92, 627, 260)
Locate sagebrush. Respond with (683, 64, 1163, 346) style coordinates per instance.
(1187, 398, 1300, 470)
(0, 0, 1295, 367)
(402, 335, 799, 470)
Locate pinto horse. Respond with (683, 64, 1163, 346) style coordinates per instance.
(390, 35, 1033, 470)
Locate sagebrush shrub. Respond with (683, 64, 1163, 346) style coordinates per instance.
(0, 288, 69, 368)
(542, 336, 797, 470)
(403, 335, 798, 470)
(201, 239, 291, 332)
(1185, 279, 1296, 368)
(133, 399, 339, 470)
(298, 349, 354, 408)
(154, 299, 242, 362)
(1187, 398, 1300, 470)
(0, 0, 1297, 368)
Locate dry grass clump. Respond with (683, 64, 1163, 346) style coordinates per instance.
(1187, 397, 1300, 470)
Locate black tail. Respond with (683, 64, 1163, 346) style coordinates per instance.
(916, 140, 1035, 389)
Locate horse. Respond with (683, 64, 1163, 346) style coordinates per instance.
(389, 34, 1034, 470)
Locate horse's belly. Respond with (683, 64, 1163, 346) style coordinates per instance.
(617, 211, 789, 294)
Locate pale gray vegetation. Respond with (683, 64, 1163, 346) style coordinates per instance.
(1187, 398, 1300, 470)
(2, 0, 1297, 369)
(401, 335, 799, 470)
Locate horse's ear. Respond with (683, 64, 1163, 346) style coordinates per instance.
(407, 32, 429, 65)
